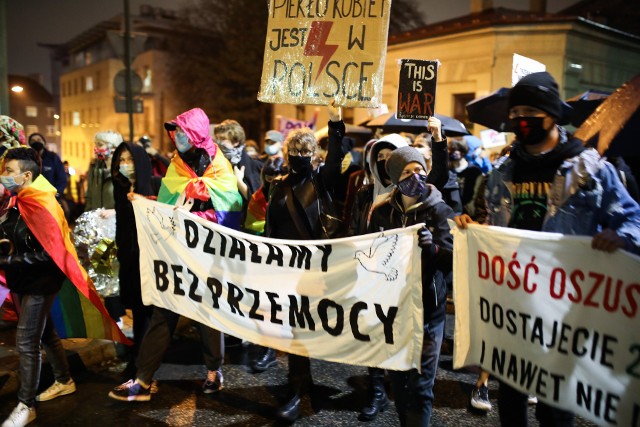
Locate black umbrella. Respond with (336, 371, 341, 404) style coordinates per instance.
(566, 90, 610, 127)
(575, 75, 640, 156)
(465, 87, 574, 131)
(363, 112, 469, 136)
(465, 87, 512, 132)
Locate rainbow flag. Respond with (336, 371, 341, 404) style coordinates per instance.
(243, 187, 267, 235)
(17, 176, 131, 344)
(158, 150, 242, 230)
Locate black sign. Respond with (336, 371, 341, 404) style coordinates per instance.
(397, 59, 437, 120)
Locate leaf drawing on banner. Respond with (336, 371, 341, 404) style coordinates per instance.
(146, 207, 176, 243)
(354, 233, 399, 281)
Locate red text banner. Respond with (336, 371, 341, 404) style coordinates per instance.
(452, 223, 640, 426)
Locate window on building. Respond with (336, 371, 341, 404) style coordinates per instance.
(26, 125, 38, 136)
(25, 106, 38, 117)
(72, 111, 81, 126)
(142, 68, 152, 93)
(295, 105, 305, 120)
(85, 51, 93, 65)
(46, 107, 55, 118)
(342, 107, 354, 123)
(453, 93, 476, 133)
(96, 71, 100, 90)
(74, 52, 84, 67)
(74, 79, 78, 96)
(46, 125, 56, 137)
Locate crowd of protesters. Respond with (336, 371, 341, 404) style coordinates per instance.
(1, 71, 640, 427)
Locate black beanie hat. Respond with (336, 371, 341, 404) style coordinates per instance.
(508, 72, 563, 119)
(386, 146, 427, 185)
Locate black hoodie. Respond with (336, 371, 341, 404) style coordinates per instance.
(111, 142, 156, 307)
(368, 184, 454, 324)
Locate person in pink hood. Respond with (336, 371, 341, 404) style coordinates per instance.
(109, 108, 241, 402)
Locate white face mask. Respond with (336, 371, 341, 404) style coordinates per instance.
(119, 164, 136, 179)
(0, 173, 26, 192)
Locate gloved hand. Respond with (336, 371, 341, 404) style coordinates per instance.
(417, 226, 433, 248)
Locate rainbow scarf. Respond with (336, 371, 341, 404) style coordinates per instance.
(17, 176, 131, 344)
(243, 187, 267, 235)
(158, 152, 242, 229)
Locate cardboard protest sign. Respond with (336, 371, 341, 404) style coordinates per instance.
(397, 59, 438, 119)
(512, 53, 545, 86)
(258, 0, 392, 108)
(452, 223, 640, 426)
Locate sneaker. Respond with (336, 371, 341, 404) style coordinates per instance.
(1, 402, 36, 427)
(36, 379, 77, 402)
(528, 395, 538, 405)
(202, 369, 223, 394)
(470, 385, 492, 411)
(108, 379, 151, 402)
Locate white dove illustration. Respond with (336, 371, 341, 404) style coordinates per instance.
(354, 233, 399, 281)
(146, 207, 176, 243)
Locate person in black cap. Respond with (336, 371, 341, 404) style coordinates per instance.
(455, 71, 640, 427)
(27, 133, 67, 198)
(367, 145, 454, 426)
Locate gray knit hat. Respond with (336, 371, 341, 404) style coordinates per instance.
(386, 146, 427, 185)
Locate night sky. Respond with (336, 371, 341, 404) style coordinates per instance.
(6, 0, 579, 91)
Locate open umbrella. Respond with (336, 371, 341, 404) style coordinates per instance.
(363, 112, 469, 136)
(465, 87, 574, 131)
(566, 90, 610, 127)
(574, 74, 640, 156)
(465, 87, 512, 132)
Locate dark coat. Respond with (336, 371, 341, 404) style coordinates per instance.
(40, 149, 67, 196)
(266, 120, 346, 240)
(111, 142, 155, 307)
(368, 186, 454, 324)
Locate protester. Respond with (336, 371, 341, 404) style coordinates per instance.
(138, 136, 169, 178)
(244, 139, 261, 160)
(455, 71, 640, 427)
(368, 144, 454, 426)
(213, 119, 262, 204)
(0, 147, 75, 427)
(265, 101, 347, 422)
(85, 131, 121, 211)
(108, 107, 242, 402)
(0, 116, 25, 154)
(263, 129, 284, 160)
(463, 135, 492, 174)
(27, 134, 66, 197)
(448, 138, 483, 216)
(110, 141, 158, 376)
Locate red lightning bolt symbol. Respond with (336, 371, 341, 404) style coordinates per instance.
(304, 21, 338, 83)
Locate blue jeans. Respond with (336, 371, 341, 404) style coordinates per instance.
(14, 293, 70, 407)
(135, 307, 224, 384)
(389, 319, 444, 426)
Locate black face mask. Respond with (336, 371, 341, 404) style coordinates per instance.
(510, 117, 549, 146)
(30, 141, 44, 151)
(376, 160, 390, 184)
(288, 155, 313, 174)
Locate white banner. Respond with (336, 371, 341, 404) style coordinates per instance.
(452, 223, 640, 426)
(512, 53, 546, 86)
(133, 198, 425, 371)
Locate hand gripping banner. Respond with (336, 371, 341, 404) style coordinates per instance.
(133, 198, 424, 371)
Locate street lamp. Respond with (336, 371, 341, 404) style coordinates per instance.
(10, 85, 23, 93)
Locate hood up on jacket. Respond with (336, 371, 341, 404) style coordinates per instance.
(368, 133, 408, 201)
(166, 108, 216, 157)
(111, 141, 154, 197)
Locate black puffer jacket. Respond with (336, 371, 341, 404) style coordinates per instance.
(368, 186, 454, 324)
(0, 205, 66, 294)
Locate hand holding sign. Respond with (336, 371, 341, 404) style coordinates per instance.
(327, 99, 342, 122)
(427, 116, 443, 142)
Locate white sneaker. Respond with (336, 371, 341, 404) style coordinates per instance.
(36, 379, 77, 402)
(1, 402, 36, 427)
